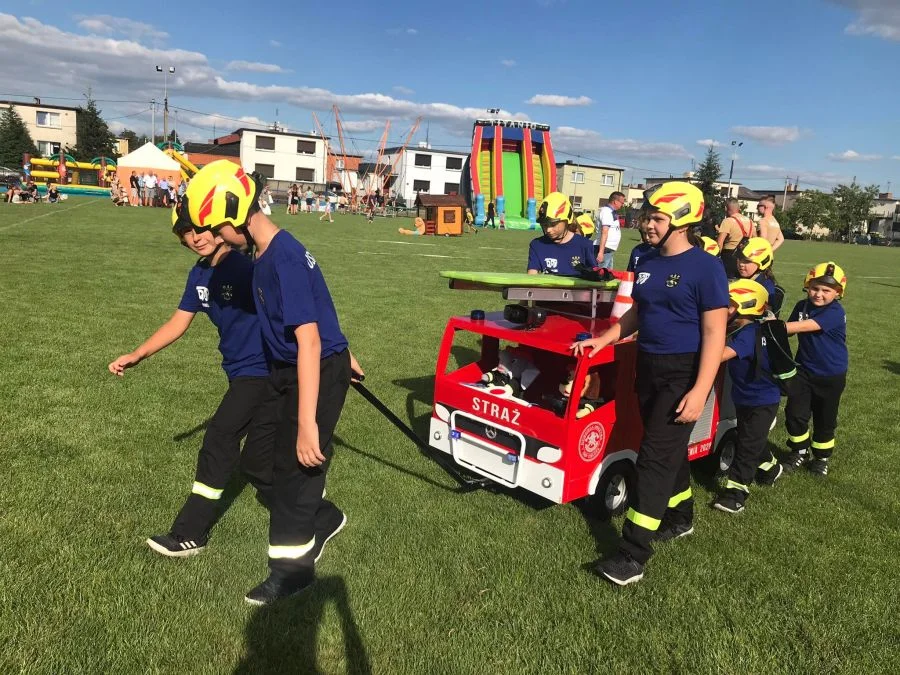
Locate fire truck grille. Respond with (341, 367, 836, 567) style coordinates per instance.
(455, 416, 519, 452)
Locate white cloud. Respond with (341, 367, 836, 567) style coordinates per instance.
(526, 94, 592, 107)
(554, 126, 691, 159)
(827, 149, 883, 161)
(75, 14, 168, 42)
(225, 60, 290, 73)
(892, 155, 900, 160)
(696, 139, 722, 148)
(731, 125, 801, 145)
(386, 27, 418, 35)
(341, 119, 385, 133)
(500, 59, 517, 67)
(407, 28, 418, 35)
(392, 85, 414, 95)
(740, 164, 853, 188)
(837, 0, 900, 40)
(269, 39, 282, 48)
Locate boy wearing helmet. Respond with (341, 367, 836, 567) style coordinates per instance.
(572, 182, 728, 585)
(108, 211, 275, 557)
(626, 214, 654, 272)
(712, 280, 783, 514)
(735, 237, 783, 315)
(182, 161, 364, 604)
(782, 262, 848, 476)
(527, 192, 596, 275)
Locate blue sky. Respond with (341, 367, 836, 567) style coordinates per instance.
(2, 0, 899, 191)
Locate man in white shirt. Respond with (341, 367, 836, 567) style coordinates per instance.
(593, 191, 625, 269)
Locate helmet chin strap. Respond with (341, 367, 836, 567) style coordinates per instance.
(652, 226, 675, 249)
(239, 223, 257, 257)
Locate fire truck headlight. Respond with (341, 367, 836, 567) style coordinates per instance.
(536, 446, 562, 463)
(435, 404, 450, 422)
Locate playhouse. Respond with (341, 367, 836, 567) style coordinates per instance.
(413, 193, 466, 235)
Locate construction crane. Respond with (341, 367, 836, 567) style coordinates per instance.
(311, 112, 334, 190)
(376, 117, 422, 200)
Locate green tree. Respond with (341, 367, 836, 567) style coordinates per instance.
(832, 181, 879, 240)
(787, 190, 839, 239)
(118, 129, 148, 154)
(0, 105, 39, 168)
(74, 97, 117, 161)
(694, 145, 725, 229)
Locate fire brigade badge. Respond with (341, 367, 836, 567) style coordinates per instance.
(220, 284, 233, 302)
(636, 272, 651, 285)
(571, 255, 582, 267)
(578, 421, 606, 462)
(666, 273, 681, 288)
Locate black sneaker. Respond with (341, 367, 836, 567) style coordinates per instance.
(807, 458, 829, 476)
(244, 572, 314, 606)
(756, 463, 784, 486)
(595, 552, 644, 586)
(712, 490, 746, 514)
(146, 533, 208, 558)
(311, 511, 347, 563)
(781, 450, 809, 472)
(653, 522, 694, 542)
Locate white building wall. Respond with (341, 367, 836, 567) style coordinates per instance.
(239, 129, 326, 184)
(5, 102, 78, 156)
(386, 147, 467, 203)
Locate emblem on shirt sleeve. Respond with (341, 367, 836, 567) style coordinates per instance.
(196, 286, 210, 308)
(257, 287, 265, 305)
(220, 284, 233, 302)
(636, 272, 651, 285)
(666, 273, 681, 288)
(305, 251, 317, 269)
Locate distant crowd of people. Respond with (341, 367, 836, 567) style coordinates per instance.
(113, 171, 188, 208)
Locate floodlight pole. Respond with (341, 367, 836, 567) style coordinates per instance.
(156, 65, 175, 148)
(727, 140, 743, 196)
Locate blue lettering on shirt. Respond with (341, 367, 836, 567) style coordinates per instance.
(631, 246, 729, 354)
(727, 323, 781, 406)
(178, 251, 268, 379)
(527, 233, 596, 275)
(789, 299, 848, 376)
(252, 230, 348, 364)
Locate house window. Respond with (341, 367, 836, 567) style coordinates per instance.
(602, 174, 615, 186)
(297, 140, 316, 155)
(444, 182, 459, 194)
(36, 140, 60, 157)
(413, 179, 430, 192)
(296, 167, 314, 181)
(35, 111, 61, 128)
(414, 153, 431, 167)
(571, 195, 582, 209)
(445, 156, 463, 170)
(255, 135, 275, 151)
(254, 163, 275, 178)
(571, 171, 585, 184)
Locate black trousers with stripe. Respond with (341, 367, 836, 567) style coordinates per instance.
(170, 376, 277, 539)
(728, 403, 779, 492)
(784, 368, 846, 458)
(267, 350, 351, 577)
(620, 352, 698, 565)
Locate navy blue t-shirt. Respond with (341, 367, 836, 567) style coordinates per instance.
(178, 251, 268, 379)
(626, 242, 655, 272)
(252, 230, 348, 364)
(727, 323, 781, 406)
(632, 246, 729, 354)
(788, 299, 848, 376)
(527, 233, 596, 275)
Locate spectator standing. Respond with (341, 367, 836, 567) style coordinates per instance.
(594, 191, 625, 269)
(717, 197, 756, 278)
(756, 195, 785, 252)
(130, 171, 140, 207)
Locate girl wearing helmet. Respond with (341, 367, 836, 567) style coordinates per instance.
(626, 213, 654, 273)
(108, 209, 275, 557)
(572, 181, 729, 585)
(734, 237, 783, 315)
(527, 192, 596, 275)
(182, 161, 364, 604)
(782, 262, 848, 476)
(711, 280, 783, 514)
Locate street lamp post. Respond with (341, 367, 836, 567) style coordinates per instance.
(156, 65, 175, 147)
(727, 140, 743, 196)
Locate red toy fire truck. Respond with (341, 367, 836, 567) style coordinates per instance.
(428, 271, 737, 516)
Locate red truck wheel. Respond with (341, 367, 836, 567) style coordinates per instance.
(590, 460, 636, 519)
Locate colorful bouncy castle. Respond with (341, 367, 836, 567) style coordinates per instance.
(467, 119, 557, 230)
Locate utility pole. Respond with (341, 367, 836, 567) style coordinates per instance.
(727, 140, 743, 195)
(151, 99, 156, 145)
(783, 176, 789, 210)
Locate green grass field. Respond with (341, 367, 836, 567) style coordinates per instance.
(1, 199, 898, 674)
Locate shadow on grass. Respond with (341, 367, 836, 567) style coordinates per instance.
(572, 500, 624, 572)
(883, 360, 900, 375)
(173, 417, 212, 442)
(334, 434, 460, 493)
(234, 575, 371, 675)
